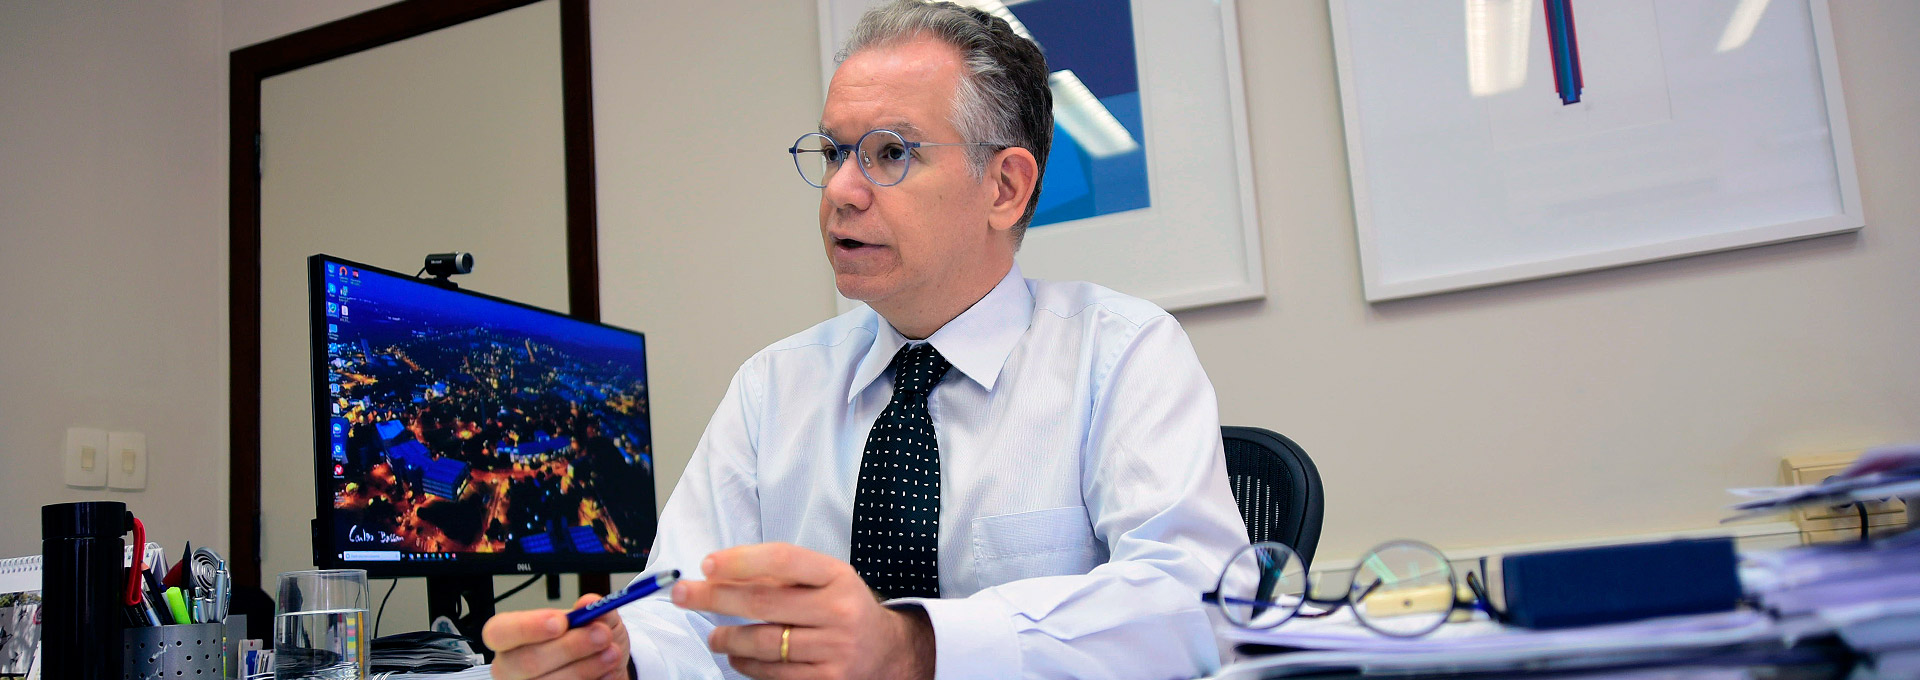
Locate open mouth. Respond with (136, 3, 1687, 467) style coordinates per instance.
(835, 237, 876, 249)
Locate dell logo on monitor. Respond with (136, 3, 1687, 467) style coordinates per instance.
(517, 563, 533, 572)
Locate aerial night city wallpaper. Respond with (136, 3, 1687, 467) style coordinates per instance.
(317, 260, 655, 564)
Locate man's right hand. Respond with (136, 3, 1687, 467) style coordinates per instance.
(484, 594, 633, 680)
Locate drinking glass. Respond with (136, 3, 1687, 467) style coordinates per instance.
(274, 569, 370, 680)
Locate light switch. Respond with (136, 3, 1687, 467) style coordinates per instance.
(64, 427, 108, 488)
(107, 431, 147, 490)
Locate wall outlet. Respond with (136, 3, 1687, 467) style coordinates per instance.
(107, 430, 147, 490)
(64, 427, 108, 488)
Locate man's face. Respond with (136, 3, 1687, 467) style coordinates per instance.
(819, 37, 1002, 308)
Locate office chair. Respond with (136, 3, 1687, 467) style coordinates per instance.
(1221, 426, 1325, 567)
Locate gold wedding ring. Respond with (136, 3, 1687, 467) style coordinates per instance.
(780, 624, 792, 663)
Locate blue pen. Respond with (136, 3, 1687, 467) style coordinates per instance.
(567, 570, 682, 628)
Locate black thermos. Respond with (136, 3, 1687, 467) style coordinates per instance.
(41, 501, 131, 680)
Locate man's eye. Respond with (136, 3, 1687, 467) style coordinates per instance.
(878, 144, 908, 162)
(821, 146, 844, 162)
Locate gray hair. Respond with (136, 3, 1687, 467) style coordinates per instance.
(837, 0, 1052, 244)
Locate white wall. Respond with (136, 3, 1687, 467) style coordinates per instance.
(2, 0, 1914, 630)
(590, 1, 836, 525)
(0, 1, 229, 559)
(0, 0, 409, 560)
(223, 0, 399, 51)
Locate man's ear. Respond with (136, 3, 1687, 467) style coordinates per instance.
(985, 147, 1039, 234)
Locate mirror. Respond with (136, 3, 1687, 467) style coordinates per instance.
(228, 0, 604, 619)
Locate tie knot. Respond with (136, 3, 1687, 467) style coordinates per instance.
(890, 343, 951, 395)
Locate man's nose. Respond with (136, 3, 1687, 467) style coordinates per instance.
(823, 157, 874, 211)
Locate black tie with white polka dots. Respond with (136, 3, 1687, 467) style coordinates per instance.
(850, 342, 951, 599)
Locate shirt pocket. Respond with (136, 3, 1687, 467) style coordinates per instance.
(970, 506, 1098, 588)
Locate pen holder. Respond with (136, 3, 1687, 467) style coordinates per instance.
(123, 622, 227, 679)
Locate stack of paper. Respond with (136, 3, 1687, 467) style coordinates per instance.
(1744, 530, 1920, 672)
(1725, 444, 1920, 522)
(369, 631, 484, 675)
(1212, 608, 1812, 678)
(372, 667, 492, 680)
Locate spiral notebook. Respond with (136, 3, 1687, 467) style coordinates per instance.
(1, 555, 41, 679)
(0, 543, 164, 595)
(0, 557, 41, 598)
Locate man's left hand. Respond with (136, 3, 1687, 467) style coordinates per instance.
(672, 542, 935, 680)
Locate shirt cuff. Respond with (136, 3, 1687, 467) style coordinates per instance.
(888, 596, 1020, 680)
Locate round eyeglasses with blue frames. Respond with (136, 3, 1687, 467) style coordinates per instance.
(788, 129, 1001, 188)
(1202, 540, 1507, 638)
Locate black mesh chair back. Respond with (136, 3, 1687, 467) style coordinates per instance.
(1221, 426, 1324, 568)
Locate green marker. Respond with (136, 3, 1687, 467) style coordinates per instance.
(165, 586, 193, 625)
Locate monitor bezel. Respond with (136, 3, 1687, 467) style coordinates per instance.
(306, 254, 653, 578)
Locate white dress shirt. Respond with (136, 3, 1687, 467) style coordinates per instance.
(619, 264, 1249, 679)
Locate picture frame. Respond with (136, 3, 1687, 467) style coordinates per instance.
(817, 0, 1265, 312)
(1330, 0, 1864, 302)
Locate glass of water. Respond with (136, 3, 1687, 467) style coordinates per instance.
(274, 569, 370, 680)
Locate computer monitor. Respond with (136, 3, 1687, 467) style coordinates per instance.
(307, 254, 656, 581)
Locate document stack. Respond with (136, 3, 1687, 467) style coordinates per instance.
(1743, 529, 1920, 675)
(368, 631, 485, 676)
(1210, 608, 1828, 678)
(1726, 444, 1920, 524)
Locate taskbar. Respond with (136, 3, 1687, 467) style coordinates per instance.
(340, 551, 463, 562)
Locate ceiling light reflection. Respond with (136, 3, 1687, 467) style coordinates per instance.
(1717, 0, 1770, 53)
(1466, 0, 1531, 97)
(1049, 70, 1140, 159)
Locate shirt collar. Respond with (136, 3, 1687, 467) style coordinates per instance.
(847, 264, 1033, 403)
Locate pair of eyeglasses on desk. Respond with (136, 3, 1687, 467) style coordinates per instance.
(1201, 540, 1508, 638)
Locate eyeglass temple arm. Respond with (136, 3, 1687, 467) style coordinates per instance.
(788, 143, 859, 155)
(905, 141, 1001, 149)
(1463, 571, 1509, 623)
(1199, 591, 1346, 608)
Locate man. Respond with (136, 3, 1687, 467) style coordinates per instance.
(484, 2, 1247, 678)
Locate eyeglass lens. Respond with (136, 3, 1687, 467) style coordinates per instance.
(1215, 543, 1308, 629)
(791, 130, 915, 188)
(1347, 541, 1456, 637)
(792, 133, 837, 188)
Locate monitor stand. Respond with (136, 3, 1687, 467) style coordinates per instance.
(426, 574, 495, 657)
